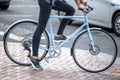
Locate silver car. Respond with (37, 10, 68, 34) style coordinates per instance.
(0, 0, 11, 10)
(57, 0, 120, 36)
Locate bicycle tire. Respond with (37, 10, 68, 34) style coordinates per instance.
(71, 28, 117, 73)
(3, 19, 49, 66)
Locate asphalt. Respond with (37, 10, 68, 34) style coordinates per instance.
(0, 23, 120, 80)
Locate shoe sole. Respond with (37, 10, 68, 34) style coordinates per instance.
(28, 58, 43, 70)
(54, 36, 68, 42)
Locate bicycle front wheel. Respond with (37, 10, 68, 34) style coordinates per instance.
(71, 29, 117, 73)
(3, 19, 49, 66)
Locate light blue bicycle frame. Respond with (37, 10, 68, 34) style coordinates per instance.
(43, 14, 98, 52)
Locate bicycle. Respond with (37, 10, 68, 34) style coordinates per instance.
(3, 5, 118, 73)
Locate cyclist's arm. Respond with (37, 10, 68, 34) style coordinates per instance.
(80, 0, 87, 5)
(74, 0, 81, 7)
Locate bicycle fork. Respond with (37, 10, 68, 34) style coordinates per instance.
(85, 15, 96, 53)
(87, 28, 100, 55)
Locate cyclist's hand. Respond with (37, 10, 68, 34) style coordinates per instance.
(78, 4, 87, 13)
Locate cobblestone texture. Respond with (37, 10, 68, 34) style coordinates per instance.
(0, 42, 120, 80)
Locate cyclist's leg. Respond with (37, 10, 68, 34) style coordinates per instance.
(52, 0, 75, 35)
(32, 0, 52, 57)
(30, 0, 53, 70)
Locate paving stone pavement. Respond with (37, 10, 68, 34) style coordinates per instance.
(0, 41, 120, 80)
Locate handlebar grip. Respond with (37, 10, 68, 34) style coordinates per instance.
(87, 5, 94, 10)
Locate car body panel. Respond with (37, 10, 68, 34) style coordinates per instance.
(65, 0, 120, 29)
(0, 0, 11, 10)
(0, 0, 10, 3)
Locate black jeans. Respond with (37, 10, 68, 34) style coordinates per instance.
(32, 0, 75, 56)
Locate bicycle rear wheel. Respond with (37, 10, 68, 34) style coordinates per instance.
(3, 19, 49, 66)
(71, 29, 117, 73)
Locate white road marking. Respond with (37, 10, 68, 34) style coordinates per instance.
(0, 31, 4, 36)
(10, 5, 38, 8)
(0, 15, 32, 17)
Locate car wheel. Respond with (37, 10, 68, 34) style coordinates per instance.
(56, 0, 73, 25)
(1, 4, 10, 10)
(112, 12, 120, 36)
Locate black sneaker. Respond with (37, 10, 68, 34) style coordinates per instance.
(28, 57, 43, 70)
(54, 35, 66, 41)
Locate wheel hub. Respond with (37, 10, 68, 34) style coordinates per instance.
(115, 16, 120, 33)
(89, 45, 100, 55)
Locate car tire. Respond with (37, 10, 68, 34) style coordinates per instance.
(112, 12, 120, 36)
(1, 3, 10, 10)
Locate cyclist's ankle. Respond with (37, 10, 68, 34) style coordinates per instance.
(55, 34, 62, 37)
(32, 56, 39, 60)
